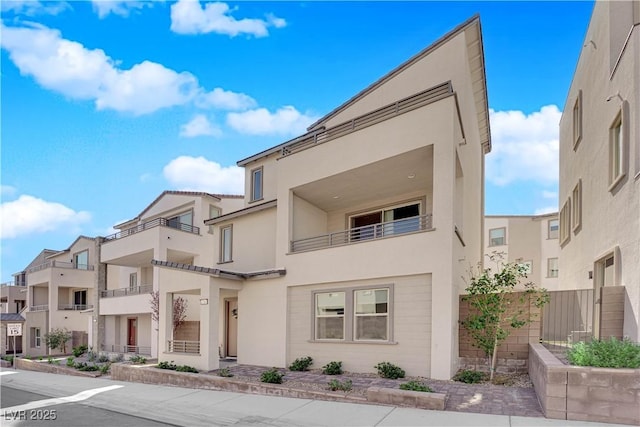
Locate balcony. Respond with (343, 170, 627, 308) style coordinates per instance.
(30, 304, 49, 312)
(291, 214, 433, 253)
(101, 284, 153, 298)
(58, 304, 93, 311)
(168, 340, 200, 354)
(27, 261, 94, 274)
(104, 218, 200, 242)
(101, 344, 152, 356)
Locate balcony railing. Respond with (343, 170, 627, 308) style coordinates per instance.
(104, 218, 200, 242)
(58, 304, 93, 311)
(101, 344, 152, 356)
(1, 280, 26, 287)
(30, 304, 49, 312)
(168, 340, 200, 354)
(101, 284, 153, 298)
(290, 214, 433, 253)
(27, 261, 94, 274)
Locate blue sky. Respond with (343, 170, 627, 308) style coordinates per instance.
(1, 0, 594, 282)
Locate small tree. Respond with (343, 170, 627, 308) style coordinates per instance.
(461, 253, 549, 381)
(150, 291, 188, 334)
(44, 328, 72, 354)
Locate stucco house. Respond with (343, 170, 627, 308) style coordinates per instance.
(558, 0, 639, 342)
(151, 15, 490, 380)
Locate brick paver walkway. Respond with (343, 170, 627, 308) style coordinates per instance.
(214, 364, 543, 418)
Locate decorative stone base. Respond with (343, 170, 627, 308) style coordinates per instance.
(458, 356, 528, 374)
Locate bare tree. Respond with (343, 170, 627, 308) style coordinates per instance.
(150, 291, 188, 333)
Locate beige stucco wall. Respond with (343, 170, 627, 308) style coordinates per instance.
(559, 0, 640, 341)
(1, 285, 26, 313)
(287, 274, 431, 377)
(243, 156, 278, 208)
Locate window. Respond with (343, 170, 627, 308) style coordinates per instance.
(488, 227, 506, 246)
(350, 202, 421, 241)
(518, 260, 533, 276)
(548, 219, 559, 239)
(315, 292, 345, 340)
(573, 90, 582, 149)
(609, 112, 624, 188)
(547, 258, 559, 278)
(208, 205, 221, 234)
(167, 211, 193, 231)
(251, 167, 263, 202)
(559, 199, 571, 245)
(129, 273, 137, 291)
(74, 250, 88, 270)
(572, 180, 582, 232)
(74, 290, 87, 309)
(354, 289, 388, 340)
(220, 225, 233, 263)
(31, 327, 41, 348)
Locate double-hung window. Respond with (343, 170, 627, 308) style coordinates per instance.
(547, 258, 559, 278)
(315, 292, 345, 340)
(548, 219, 559, 239)
(488, 227, 506, 246)
(220, 225, 233, 263)
(251, 167, 263, 202)
(354, 289, 388, 340)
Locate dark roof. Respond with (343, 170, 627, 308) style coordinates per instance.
(1, 313, 25, 322)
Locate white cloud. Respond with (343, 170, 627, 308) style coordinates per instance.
(91, 1, 154, 18)
(0, 22, 199, 115)
(170, 0, 286, 37)
(535, 206, 558, 215)
(542, 190, 558, 199)
(196, 87, 256, 111)
(180, 114, 222, 138)
(0, 195, 91, 239)
(1, 185, 18, 197)
(163, 156, 244, 194)
(486, 105, 561, 186)
(227, 106, 318, 136)
(0, 0, 70, 16)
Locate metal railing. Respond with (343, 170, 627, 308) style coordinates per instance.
(541, 289, 594, 350)
(30, 304, 49, 312)
(104, 218, 200, 242)
(290, 214, 433, 253)
(101, 284, 153, 298)
(168, 340, 200, 354)
(26, 261, 94, 274)
(58, 304, 93, 311)
(1, 281, 26, 287)
(101, 344, 152, 355)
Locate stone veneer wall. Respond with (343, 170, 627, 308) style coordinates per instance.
(529, 343, 640, 426)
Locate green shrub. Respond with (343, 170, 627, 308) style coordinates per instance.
(66, 357, 75, 367)
(157, 361, 178, 370)
(129, 355, 147, 364)
(289, 356, 313, 372)
(327, 379, 352, 392)
(176, 365, 198, 373)
(38, 356, 43, 361)
(23, 355, 32, 360)
(47, 357, 55, 364)
(217, 368, 234, 377)
(567, 337, 640, 368)
(260, 367, 284, 384)
(453, 369, 486, 384)
(72, 345, 88, 357)
(2, 356, 14, 364)
(374, 362, 405, 379)
(99, 363, 111, 375)
(400, 381, 433, 392)
(86, 348, 97, 362)
(74, 362, 99, 372)
(322, 361, 342, 375)
(97, 354, 110, 363)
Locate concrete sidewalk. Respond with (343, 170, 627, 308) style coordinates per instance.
(0, 369, 630, 427)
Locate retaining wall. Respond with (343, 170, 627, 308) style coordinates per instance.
(14, 357, 101, 378)
(529, 343, 640, 425)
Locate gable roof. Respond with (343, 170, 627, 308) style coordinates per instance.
(46, 235, 96, 257)
(1, 313, 25, 322)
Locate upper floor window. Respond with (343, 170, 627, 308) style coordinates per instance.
(548, 219, 559, 239)
(350, 202, 421, 241)
(74, 250, 89, 270)
(251, 167, 263, 202)
(572, 180, 582, 232)
(547, 258, 559, 278)
(220, 225, 233, 263)
(573, 90, 582, 149)
(208, 205, 221, 234)
(167, 211, 193, 231)
(488, 227, 506, 246)
(609, 111, 624, 189)
(559, 199, 571, 245)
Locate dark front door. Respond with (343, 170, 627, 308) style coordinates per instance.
(127, 318, 137, 351)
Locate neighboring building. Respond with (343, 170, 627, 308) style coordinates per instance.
(559, 0, 640, 342)
(99, 191, 244, 359)
(22, 239, 101, 356)
(1, 313, 26, 356)
(484, 213, 560, 291)
(1, 282, 27, 314)
(153, 15, 490, 380)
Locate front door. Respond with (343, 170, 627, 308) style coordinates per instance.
(127, 318, 137, 352)
(226, 299, 238, 358)
(593, 255, 614, 339)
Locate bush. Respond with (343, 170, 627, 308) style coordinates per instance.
(322, 361, 342, 375)
(2, 356, 14, 364)
(400, 381, 433, 392)
(44, 328, 72, 354)
(129, 355, 147, 364)
(86, 348, 97, 362)
(567, 337, 640, 368)
(374, 362, 405, 379)
(453, 369, 486, 384)
(72, 345, 88, 357)
(289, 356, 313, 372)
(217, 368, 234, 377)
(66, 357, 75, 367)
(157, 361, 178, 370)
(97, 354, 110, 363)
(99, 363, 111, 375)
(74, 362, 99, 372)
(176, 365, 198, 373)
(327, 379, 352, 392)
(110, 354, 124, 363)
(260, 368, 284, 384)
(47, 357, 55, 364)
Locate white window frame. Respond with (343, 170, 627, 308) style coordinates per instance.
(573, 90, 582, 149)
(353, 288, 389, 341)
(220, 224, 233, 263)
(250, 167, 264, 202)
(74, 250, 89, 270)
(608, 111, 625, 190)
(547, 258, 559, 278)
(572, 179, 582, 232)
(488, 227, 506, 247)
(314, 292, 345, 341)
(548, 219, 559, 239)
